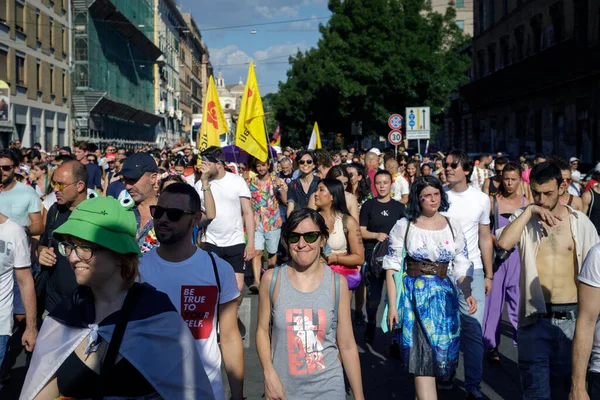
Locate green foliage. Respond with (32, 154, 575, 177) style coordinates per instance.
(271, 0, 470, 146)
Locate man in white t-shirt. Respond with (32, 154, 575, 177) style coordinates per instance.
(441, 150, 494, 399)
(0, 213, 37, 367)
(194, 146, 255, 296)
(569, 157, 583, 196)
(139, 183, 244, 400)
(571, 243, 600, 399)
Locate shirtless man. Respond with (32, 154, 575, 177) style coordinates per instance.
(482, 156, 508, 196)
(498, 162, 599, 399)
(557, 161, 583, 211)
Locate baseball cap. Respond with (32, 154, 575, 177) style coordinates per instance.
(569, 157, 579, 163)
(105, 154, 116, 162)
(53, 196, 141, 256)
(116, 152, 158, 179)
(595, 162, 600, 173)
(369, 148, 381, 156)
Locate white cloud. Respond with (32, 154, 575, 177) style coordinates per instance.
(210, 45, 253, 67)
(254, 4, 300, 19)
(253, 42, 307, 61)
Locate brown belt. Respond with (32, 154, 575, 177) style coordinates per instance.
(406, 257, 449, 279)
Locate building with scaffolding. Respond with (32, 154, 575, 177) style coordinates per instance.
(72, 0, 162, 148)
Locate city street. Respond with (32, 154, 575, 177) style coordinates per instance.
(1, 282, 522, 399)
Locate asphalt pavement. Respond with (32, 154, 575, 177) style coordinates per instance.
(1, 283, 522, 399)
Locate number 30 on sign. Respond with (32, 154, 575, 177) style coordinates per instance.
(388, 130, 403, 145)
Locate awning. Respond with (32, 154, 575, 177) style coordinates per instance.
(91, 96, 162, 126)
(0, 121, 14, 133)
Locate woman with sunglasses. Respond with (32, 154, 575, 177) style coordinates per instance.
(256, 208, 364, 400)
(397, 155, 409, 180)
(384, 176, 476, 400)
(315, 179, 364, 291)
(286, 150, 320, 217)
(406, 160, 421, 186)
(21, 196, 214, 400)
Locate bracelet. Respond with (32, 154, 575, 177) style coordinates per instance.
(485, 276, 494, 281)
(201, 186, 211, 192)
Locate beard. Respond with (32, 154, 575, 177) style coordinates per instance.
(2, 173, 14, 187)
(155, 218, 193, 245)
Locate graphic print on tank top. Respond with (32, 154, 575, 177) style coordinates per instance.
(180, 285, 218, 339)
(286, 308, 327, 374)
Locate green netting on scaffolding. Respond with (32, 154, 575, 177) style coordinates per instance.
(87, 1, 155, 114)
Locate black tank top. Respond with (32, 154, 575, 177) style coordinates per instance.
(56, 351, 155, 398)
(489, 179, 500, 196)
(589, 190, 600, 235)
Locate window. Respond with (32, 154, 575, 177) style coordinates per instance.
(489, 0, 495, 26)
(62, 69, 67, 95)
(16, 55, 25, 85)
(530, 15, 543, 53)
(0, 49, 7, 81)
(499, 36, 509, 67)
(50, 19, 54, 47)
(549, 2, 564, 44)
(477, 50, 486, 78)
(62, 27, 67, 51)
(456, 0, 464, 8)
(37, 61, 41, 90)
(15, 1, 24, 32)
(50, 65, 54, 93)
(478, 0, 486, 32)
(456, 20, 465, 31)
(503, 0, 508, 16)
(574, 0, 588, 44)
(514, 26, 524, 61)
(36, 12, 42, 40)
(0, 0, 6, 22)
(487, 44, 496, 73)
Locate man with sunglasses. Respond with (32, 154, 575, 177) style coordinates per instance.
(558, 160, 584, 211)
(117, 152, 160, 252)
(193, 147, 254, 324)
(140, 183, 244, 400)
(0, 150, 43, 236)
(482, 156, 509, 196)
(441, 150, 494, 399)
(37, 160, 89, 313)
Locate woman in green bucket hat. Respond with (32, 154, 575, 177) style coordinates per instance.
(20, 196, 215, 400)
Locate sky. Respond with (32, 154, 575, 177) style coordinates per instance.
(180, 0, 332, 94)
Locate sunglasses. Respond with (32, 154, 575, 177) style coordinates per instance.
(202, 155, 222, 164)
(444, 161, 460, 169)
(51, 181, 77, 191)
(298, 159, 313, 165)
(0, 164, 14, 171)
(150, 205, 195, 221)
(287, 231, 321, 244)
(58, 241, 98, 261)
(563, 178, 572, 184)
(400, 163, 407, 167)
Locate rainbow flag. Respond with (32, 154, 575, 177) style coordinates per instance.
(270, 123, 281, 146)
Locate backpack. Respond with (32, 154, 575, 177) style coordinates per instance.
(367, 238, 390, 280)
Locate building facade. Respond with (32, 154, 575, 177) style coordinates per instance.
(445, 0, 600, 163)
(72, 0, 161, 147)
(432, 0, 474, 36)
(0, 0, 71, 150)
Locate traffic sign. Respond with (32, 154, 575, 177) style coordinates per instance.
(388, 114, 403, 130)
(405, 107, 430, 139)
(388, 130, 403, 145)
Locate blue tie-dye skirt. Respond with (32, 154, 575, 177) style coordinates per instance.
(395, 274, 460, 379)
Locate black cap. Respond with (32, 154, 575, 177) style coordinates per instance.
(117, 152, 158, 179)
(60, 146, 72, 154)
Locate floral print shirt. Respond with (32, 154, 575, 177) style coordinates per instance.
(249, 174, 283, 232)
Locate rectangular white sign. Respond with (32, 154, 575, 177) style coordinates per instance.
(405, 107, 430, 140)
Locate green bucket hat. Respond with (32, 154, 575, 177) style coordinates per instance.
(53, 196, 141, 256)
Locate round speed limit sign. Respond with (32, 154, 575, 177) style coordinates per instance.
(388, 130, 403, 145)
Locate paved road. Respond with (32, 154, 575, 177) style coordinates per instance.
(1, 284, 522, 399)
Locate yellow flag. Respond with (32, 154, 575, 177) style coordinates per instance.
(235, 62, 268, 162)
(308, 122, 322, 150)
(198, 75, 227, 153)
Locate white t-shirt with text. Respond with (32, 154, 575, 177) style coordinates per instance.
(195, 172, 251, 247)
(442, 186, 490, 270)
(0, 218, 31, 335)
(578, 244, 600, 373)
(139, 248, 240, 400)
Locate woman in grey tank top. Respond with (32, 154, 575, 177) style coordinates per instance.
(256, 208, 364, 400)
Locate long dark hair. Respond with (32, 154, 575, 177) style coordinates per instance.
(406, 160, 421, 182)
(282, 208, 330, 244)
(346, 163, 370, 203)
(319, 178, 350, 216)
(405, 176, 450, 221)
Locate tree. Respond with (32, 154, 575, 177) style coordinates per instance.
(271, 0, 469, 146)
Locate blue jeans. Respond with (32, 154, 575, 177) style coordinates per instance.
(518, 316, 575, 399)
(457, 268, 485, 391)
(0, 334, 9, 368)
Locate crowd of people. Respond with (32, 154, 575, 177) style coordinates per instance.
(1, 138, 600, 399)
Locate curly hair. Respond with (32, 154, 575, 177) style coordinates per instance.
(346, 163, 371, 203)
